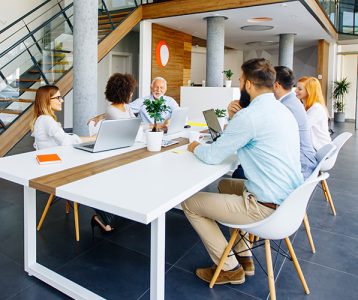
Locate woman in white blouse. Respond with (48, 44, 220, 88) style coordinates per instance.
(296, 77, 331, 151)
(30, 85, 94, 150)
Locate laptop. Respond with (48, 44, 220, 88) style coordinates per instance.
(166, 107, 189, 135)
(202, 109, 223, 142)
(74, 118, 141, 153)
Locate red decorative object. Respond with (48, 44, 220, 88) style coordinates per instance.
(156, 41, 169, 67)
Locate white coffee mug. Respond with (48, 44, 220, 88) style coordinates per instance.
(189, 131, 200, 143)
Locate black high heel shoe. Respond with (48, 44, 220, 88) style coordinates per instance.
(91, 215, 114, 237)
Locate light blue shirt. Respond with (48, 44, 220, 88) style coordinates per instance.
(280, 91, 317, 179)
(130, 94, 179, 124)
(194, 93, 303, 205)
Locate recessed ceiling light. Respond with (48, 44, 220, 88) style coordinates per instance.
(247, 17, 273, 23)
(241, 25, 274, 31)
(246, 41, 279, 46)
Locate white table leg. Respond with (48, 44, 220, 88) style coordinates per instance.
(150, 214, 166, 300)
(24, 186, 37, 273)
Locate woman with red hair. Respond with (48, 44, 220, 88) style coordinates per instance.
(296, 77, 331, 150)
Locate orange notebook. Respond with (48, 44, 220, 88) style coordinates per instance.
(36, 153, 62, 165)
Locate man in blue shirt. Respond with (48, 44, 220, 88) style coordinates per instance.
(182, 58, 303, 285)
(273, 66, 317, 179)
(130, 77, 179, 124)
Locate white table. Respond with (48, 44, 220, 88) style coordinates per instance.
(0, 142, 235, 299)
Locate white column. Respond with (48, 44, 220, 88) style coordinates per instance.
(327, 43, 337, 117)
(139, 20, 152, 98)
(205, 16, 227, 87)
(278, 33, 295, 69)
(73, 0, 98, 135)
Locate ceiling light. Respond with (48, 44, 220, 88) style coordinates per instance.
(247, 17, 273, 23)
(241, 25, 274, 31)
(246, 41, 279, 46)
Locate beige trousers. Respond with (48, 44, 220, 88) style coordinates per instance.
(182, 178, 274, 271)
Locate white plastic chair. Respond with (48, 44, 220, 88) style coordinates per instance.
(319, 132, 352, 215)
(209, 173, 329, 300)
(302, 143, 336, 253)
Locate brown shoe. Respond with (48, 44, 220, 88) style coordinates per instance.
(236, 256, 255, 276)
(195, 265, 245, 285)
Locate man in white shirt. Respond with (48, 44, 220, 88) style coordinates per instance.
(130, 77, 179, 124)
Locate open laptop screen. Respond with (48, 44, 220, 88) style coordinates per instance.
(202, 109, 222, 142)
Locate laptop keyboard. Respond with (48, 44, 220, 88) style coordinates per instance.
(83, 143, 95, 149)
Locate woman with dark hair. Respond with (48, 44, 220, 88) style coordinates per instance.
(90, 73, 137, 234)
(31, 85, 94, 149)
(104, 73, 137, 119)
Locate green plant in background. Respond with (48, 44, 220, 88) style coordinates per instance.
(333, 77, 350, 112)
(222, 69, 234, 80)
(144, 97, 170, 132)
(214, 109, 226, 118)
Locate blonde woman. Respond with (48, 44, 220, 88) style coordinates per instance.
(296, 77, 331, 150)
(31, 85, 94, 150)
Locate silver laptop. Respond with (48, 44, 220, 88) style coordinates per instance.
(203, 109, 222, 142)
(166, 107, 189, 135)
(74, 118, 141, 153)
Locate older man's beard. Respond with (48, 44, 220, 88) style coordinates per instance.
(153, 91, 164, 99)
(239, 88, 251, 108)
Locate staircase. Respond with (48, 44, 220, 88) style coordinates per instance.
(0, 0, 142, 156)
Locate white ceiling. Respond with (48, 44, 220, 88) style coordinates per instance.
(148, 1, 334, 51)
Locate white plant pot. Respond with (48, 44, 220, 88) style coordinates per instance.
(146, 131, 163, 152)
(218, 117, 226, 130)
(225, 80, 232, 88)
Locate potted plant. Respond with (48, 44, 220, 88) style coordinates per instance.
(144, 97, 170, 151)
(215, 108, 226, 130)
(333, 77, 350, 123)
(222, 69, 234, 88)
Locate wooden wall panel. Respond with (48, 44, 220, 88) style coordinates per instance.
(317, 39, 329, 102)
(152, 24, 192, 103)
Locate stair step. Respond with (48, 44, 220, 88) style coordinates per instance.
(0, 98, 34, 103)
(40, 61, 70, 65)
(19, 88, 37, 92)
(0, 108, 22, 114)
(98, 17, 125, 24)
(98, 11, 131, 20)
(16, 78, 42, 83)
(98, 23, 121, 29)
(29, 69, 66, 73)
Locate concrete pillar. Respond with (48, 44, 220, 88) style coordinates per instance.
(205, 16, 226, 87)
(278, 33, 294, 69)
(73, 0, 98, 135)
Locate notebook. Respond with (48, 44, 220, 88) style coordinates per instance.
(202, 109, 223, 142)
(74, 118, 141, 153)
(166, 107, 189, 135)
(36, 153, 62, 165)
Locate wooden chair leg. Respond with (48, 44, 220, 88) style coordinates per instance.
(284, 237, 310, 295)
(303, 214, 316, 253)
(65, 200, 71, 214)
(255, 235, 260, 242)
(264, 240, 276, 300)
(74, 202, 80, 242)
(321, 179, 337, 216)
(209, 229, 239, 288)
(249, 233, 255, 248)
(37, 194, 55, 231)
(321, 180, 329, 202)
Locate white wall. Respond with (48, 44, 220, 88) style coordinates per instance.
(191, 46, 243, 87)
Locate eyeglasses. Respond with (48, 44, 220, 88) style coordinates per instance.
(50, 96, 63, 101)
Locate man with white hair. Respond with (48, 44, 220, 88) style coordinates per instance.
(130, 77, 179, 124)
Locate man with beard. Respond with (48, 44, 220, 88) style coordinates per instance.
(182, 58, 303, 285)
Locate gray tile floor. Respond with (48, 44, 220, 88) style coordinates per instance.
(1, 123, 357, 299)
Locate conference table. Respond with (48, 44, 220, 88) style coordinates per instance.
(0, 134, 236, 299)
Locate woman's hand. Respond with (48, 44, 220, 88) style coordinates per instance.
(87, 114, 105, 125)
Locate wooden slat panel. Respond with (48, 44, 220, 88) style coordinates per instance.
(0, 98, 34, 103)
(317, 39, 329, 101)
(152, 24, 192, 104)
(30, 137, 189, 194)
(143, 0, 285, 19)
